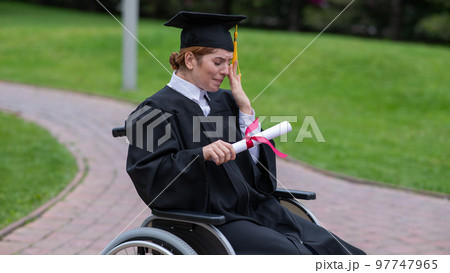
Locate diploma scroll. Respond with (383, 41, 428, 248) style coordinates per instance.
(232, 121, 292, 154)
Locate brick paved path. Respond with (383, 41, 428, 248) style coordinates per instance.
(0, 81, 448, 254)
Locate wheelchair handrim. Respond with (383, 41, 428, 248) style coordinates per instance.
(105, 240, 174, 255)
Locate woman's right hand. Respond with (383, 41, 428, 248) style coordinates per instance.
(202, 140, 236, 165)
(228, 61, 252, 115)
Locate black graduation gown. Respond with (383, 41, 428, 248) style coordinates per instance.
(126, 86, 365, 255)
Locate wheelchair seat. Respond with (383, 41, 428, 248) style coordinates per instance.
(101, 188, 319, 255)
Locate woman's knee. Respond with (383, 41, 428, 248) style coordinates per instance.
(217, 220, 306, 254)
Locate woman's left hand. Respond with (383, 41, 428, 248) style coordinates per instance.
(228, 61, 252, 115)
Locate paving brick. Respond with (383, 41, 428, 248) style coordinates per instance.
(27, 241, 61, 253)
(0, 241, 30, 254)
(19, 246, 50, 255)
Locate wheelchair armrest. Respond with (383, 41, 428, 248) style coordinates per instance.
(152, 209, 226, 226)
(112, 127, 126, 137)
(274, 188, 316, 200)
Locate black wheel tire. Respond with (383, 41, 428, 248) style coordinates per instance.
(100, 227, 197, 255)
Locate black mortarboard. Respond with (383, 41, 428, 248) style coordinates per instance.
(164, 11, 247, 52)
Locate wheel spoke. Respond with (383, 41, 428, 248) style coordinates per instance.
(100, 228, 197, 255)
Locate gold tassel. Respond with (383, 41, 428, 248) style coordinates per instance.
(232, 25, 241, 76)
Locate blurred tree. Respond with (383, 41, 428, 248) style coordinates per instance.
(17, 0, 121, 13)
(415, 12, 450, 42)
(388, 0, 403, 40)
(412, 0, 450, 42)
(288, 0, 302, 31)
(222, 0, 233, 14)
(13, 0, 450, 43)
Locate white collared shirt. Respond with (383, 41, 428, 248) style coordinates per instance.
(168, 71, 260, 162)
(167, 71, 211, 116)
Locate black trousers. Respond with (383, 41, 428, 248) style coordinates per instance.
(217, 210, 365, 255)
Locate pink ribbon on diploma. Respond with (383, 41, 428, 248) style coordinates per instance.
(244, 118, 288, 158)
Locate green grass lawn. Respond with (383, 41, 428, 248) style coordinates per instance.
(0, 111, 77, 230)
(0, 2, 449, 194)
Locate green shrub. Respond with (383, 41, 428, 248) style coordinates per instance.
(415, 13, 450, 42)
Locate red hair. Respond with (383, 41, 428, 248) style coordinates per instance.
(169, 46, 217, 70)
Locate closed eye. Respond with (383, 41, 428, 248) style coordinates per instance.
(212, 55, 233, 67)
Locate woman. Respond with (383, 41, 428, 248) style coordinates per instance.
(126, 11, 365, 255)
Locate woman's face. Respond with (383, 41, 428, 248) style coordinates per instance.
(190, 49, 233, 92)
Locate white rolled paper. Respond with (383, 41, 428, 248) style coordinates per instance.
(232, 121, 292, 154)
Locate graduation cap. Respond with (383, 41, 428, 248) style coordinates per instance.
(164, 11, 247, 52)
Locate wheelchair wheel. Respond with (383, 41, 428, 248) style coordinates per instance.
(279, 199, 321, 226)
(101, 227, 197, 255)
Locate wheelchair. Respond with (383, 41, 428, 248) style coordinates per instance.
(101, 127, 321, 255)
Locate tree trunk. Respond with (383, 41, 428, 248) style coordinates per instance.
(181, 0, 194, 10)
(288, 0, 305, 31)
(222, 0, 233, 14)
(388, 0, 403, 40)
